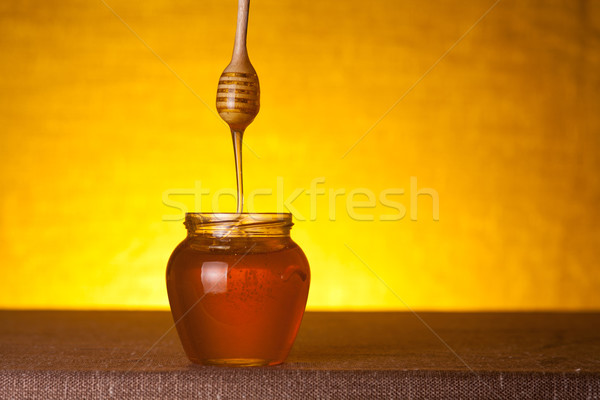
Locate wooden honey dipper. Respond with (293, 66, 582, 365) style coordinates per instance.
(216, 0, 259, 214)
(216, 0, 260, 132)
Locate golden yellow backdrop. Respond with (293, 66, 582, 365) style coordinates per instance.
(1, 0, 599, 310)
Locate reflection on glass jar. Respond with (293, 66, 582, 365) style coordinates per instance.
(166, 213, 310, 366)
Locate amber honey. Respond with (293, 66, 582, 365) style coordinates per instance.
(166, 213, 310, 366)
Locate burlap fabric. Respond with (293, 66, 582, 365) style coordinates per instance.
(1, 311, 599, 399)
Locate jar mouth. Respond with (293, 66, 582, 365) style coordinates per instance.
(186, 212, 291, 218)
(184, 213, 293, 237)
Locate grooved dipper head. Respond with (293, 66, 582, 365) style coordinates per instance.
(216, 64, 260, 132)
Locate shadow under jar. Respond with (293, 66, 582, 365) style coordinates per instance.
(166, 213, 310, 367)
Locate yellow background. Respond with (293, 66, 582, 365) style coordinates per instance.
(1, 0, 599, 310)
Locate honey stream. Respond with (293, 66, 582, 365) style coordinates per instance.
(231, 130, 244, 213)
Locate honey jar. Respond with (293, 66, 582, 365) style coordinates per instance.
(166, 212, 310, 366)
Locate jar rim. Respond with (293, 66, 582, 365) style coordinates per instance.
(184, 212, 293, 237)
(185, 212, 292, 221)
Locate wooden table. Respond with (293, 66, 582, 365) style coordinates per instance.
(1, 311, 599, 399)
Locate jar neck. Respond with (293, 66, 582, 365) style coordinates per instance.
(184, 213, 293, 238)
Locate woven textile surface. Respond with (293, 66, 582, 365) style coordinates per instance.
(1, 311, 599, 399)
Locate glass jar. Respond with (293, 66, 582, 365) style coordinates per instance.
(166, 212, 310, 366)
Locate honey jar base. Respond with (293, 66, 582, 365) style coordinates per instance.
(191, 358, 281, 367)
